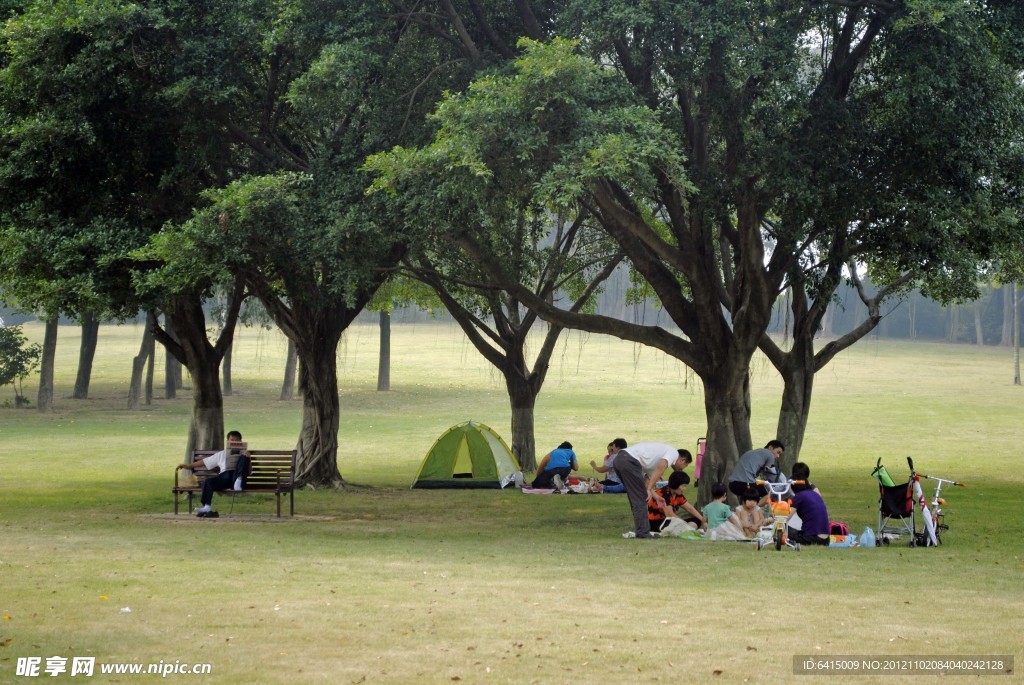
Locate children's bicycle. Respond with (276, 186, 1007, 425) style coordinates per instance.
(909, 457, 966, 546)
(755, 479, 801, 551)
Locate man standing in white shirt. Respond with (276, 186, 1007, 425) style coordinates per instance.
(610, 439, 692, 538)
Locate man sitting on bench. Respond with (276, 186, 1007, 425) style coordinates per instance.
(178, 430, 250, 518)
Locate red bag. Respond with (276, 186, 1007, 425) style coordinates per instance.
(830, 521, 850, 536)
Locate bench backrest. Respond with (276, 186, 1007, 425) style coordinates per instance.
(246, 450, 297, 487)
(188, 449, 297, 487)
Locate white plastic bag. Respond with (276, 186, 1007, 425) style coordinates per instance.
(660, 518, 697, 537)
(859, 526, 876, 548)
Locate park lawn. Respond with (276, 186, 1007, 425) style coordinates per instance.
(0, 321, 1021, 684)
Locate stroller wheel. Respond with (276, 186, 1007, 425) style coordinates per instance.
(908, 538, 916, 548)
(881, 537, 889, 546)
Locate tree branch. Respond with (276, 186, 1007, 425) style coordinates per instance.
(467, 0, 514, 58)
(814, 268, 914, 369)
(212, 278, 246, 359)
(454, 233, 698, 367)
(441, 0, 479, 61)
(513, 0, 545, 40)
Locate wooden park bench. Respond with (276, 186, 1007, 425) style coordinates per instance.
(173, 448, 298, 517)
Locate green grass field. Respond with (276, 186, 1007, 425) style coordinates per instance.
(1, 320, 1020, 684)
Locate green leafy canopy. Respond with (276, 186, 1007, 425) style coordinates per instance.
(365, 38, 690, 218)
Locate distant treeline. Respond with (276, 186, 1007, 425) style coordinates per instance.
(766, 281, 1016, 345)
(3, 275, 1017, 346)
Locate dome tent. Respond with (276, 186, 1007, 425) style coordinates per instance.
(412, 421, 521, 489)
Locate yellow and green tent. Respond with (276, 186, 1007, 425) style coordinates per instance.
(412, 421, 520, 489)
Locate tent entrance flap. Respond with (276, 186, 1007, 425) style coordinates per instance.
(452, 435, 473, 477)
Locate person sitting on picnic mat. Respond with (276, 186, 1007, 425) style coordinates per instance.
(701, 482, 734, 534)
(178, 430, 251, 518)
(787, 462, 830, 546)
(590, 442, 626, 493)
(647, 470, 707, 535)
(708, 487, 766, 540)
(532, 441, 579, 490)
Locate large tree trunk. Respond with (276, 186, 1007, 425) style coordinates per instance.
(72, 312, 99, 399)
(697, 372, 753, 506)
(773, 339, 815, 475)
(154, 290, 242, 459)
(249, 286, 372, 486)
(763, 270, 904, 478)
(506, 373, 537, 471)
(294, 335, 343, 485)
(36, 316, 58, 413)
(377, 310, 391, 391)
(280, 337, 298, 400)
(184, 354, 224, 456)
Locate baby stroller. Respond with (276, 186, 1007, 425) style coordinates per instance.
(872, 457, 962, 547)
(872, 458, 916, 546)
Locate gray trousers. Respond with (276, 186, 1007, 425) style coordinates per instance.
(616, 451, 652, 538)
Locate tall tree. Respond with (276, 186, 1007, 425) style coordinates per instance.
(0, 0, 241, 447)
(141, 0, 415, 483)
(368, 151, 625, 469)
(404, 219, 622, 472)
(760, 3, 1023, 466)
(370, 0, 1024, 502)
(165, 173, 402, 483)
(146, 0, 552, 484)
